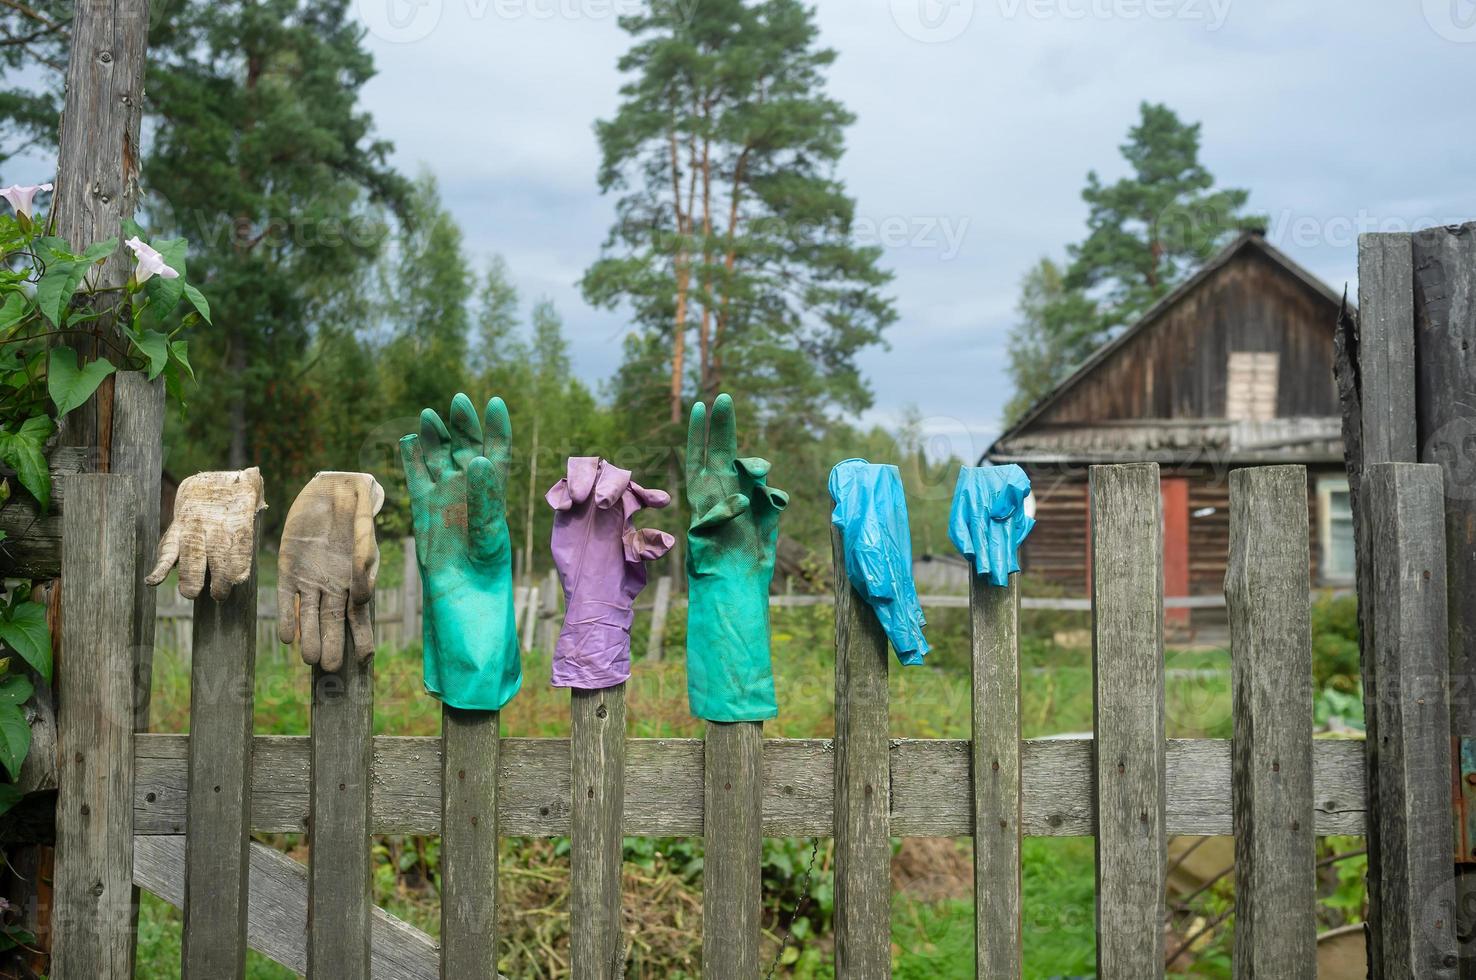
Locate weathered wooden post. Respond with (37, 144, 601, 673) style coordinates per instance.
(572, 686, 626, 977)
(441, 706, 501, 978)
(53, 476, 139, 979)
(307, 625, 374, 980)
(1349, 224, 1475, 978)
(1226, 466, 1315, 977)
(1090, 463, 1166, 980)
(831, 526, 891, 977)
(181, 516, 260, 979)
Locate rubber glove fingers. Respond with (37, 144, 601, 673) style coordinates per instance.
(948, 464, 1036, 587)
(146, 468, 266, 602)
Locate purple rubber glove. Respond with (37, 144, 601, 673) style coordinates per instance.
(546, 457, 675, 689)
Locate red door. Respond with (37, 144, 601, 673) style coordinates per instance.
(1161, 478, 1190, 629)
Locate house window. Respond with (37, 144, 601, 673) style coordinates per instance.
(1318, 476, 1356, 583)
(1226, 351, 1279, 421)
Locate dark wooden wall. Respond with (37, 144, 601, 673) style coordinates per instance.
(1035, 248, 1340, 426)
(1023, 463, 1341, 594)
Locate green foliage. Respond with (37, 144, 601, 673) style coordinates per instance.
(1005, 103, 1261, 420)
(0, 210, 205, 510)
(585, 0, 895, 464)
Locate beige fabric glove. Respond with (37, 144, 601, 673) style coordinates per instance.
(276, 471, 384, 671)
(145, 468, 267, 601)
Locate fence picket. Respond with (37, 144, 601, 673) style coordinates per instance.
(572, 686, 626, 978)
(1090, 463, 1167, 979)
(831, 526, 892, 977)
(307, 625, 374, 980)
(703, 720, 763, 978)
(1365, 463, 1458, 977)
(54, 475, 139, 980)
(971, 572, 1021, 978)
(441, 705, 501, 979)
(182, 515, 259, 980)
(1226, 466, 1314, 978)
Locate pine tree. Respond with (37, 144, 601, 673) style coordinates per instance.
(1068, 102, 1260, 330)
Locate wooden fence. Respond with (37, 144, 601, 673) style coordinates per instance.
(49, 459, 1458, 978)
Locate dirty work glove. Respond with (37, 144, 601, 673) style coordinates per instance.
(145, 468, 266, 601)
(685, 393, 789, 722)
(829, 458, 930, 666)
(948, 465, 1036, 587)
(276, 472, 385, 672)
(546, 457, 674, 690)
(399, 393, 521, 711)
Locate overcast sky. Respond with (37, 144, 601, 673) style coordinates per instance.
(353, 0, 1473, 460)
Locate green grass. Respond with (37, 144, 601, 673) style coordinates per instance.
(138, 601, 1248, 977)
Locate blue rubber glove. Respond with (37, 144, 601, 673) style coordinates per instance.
(948, 465, 1035, 587)
(828, 458, 929, 666)
(399, 393, 521, 711)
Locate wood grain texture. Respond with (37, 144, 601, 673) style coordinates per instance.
(133, 734, 1367, 838)
(1089, 463, 1166, 979)
(971, 572, 1021, 978)
(440, 705, 500, 980)
(111, 372, 165, 730)
(1358, 233, 1419, 465)
(308, 647, 374, 980)
(831, 526, 891, 978)
(136, 836, 441, 980)
(182, 515, 258, 980)
(52, 0, 150, 457)
(53, 475, 138, 980)
(1226, 466, 1314, 978)
(1366, 463, 1459, 979)
(0, 447, 89, 579)
(572, 687, 626, 979)
(1409, 222, 1476, 980)
(703, 721, 762, 980)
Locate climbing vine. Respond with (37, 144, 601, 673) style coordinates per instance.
(0, 182, 210, 815)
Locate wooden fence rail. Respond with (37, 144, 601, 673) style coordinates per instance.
(47, 460, 1457, 979)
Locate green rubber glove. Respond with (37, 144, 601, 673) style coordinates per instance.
(399, 393, 521, 711)
(684, 393, 789, 722)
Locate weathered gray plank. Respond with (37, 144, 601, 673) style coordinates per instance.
(134, 733, 1368, 838)
(182, 515, 258, 980)
(1366, 463, 1459, 978)
(1358, 232, 1419, 466)
(111, 372, 166, 729)
(54, 474, 139, 979)
(1409, 222, 1476, 979)
(971, 572, 1021, 978)
(1226, 466, 1314, 978)
(441, 704, 500, 979)
(1090, 463, 1166, 979)
(703, 720, 762, 979)
(52, 0, 149, 457)
(308, 646, 374, 980)
(572, 687, 626, 978)
(831, 526, 891, 977)
(0, 447, 89, 579)
(135, 835, 440, 980)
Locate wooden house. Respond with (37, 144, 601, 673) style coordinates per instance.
(983, 232, 1352, 624)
